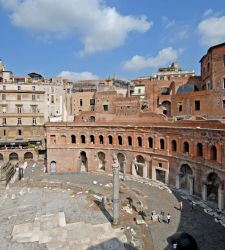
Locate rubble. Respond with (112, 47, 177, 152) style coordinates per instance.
(135, 215, 146, 225)
(122, 205, 133, 214)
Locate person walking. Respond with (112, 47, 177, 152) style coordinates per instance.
(167, 213, 171, 224)
(190, 201, 194, 211)
(172, 242, 178, 249)
(179, 201, 183, 211)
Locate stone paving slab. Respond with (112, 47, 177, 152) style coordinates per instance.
(11, 210, 127, 249)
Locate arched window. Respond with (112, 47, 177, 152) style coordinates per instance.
(171, 140, 177, 152)
(81, 135, 86, 144)
(197, 143, 203, 156)
(108, 135, 113, 145)
(183, 142, 189, 153)
(99, 135, 104, 144)
(71, 135, 76, 144)
(118, 135, 123, 145)
(90, 135, 95, 144)
(89, 116, 95, 122)
(24, 152, 33, 160)
(148, 137, 153, 148)
(210, 145, 217, 160)
(137, 137, 142, 147)
(128, 136, 132, 146)
(160, 138, 165, 150)
(9, 152, 18, 161)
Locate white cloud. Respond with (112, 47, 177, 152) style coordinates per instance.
(123, 47, 179, 71)
(198, 16, 225, 46)
(203, 9, 214, 17)
(162, 16, 175, 29)
(0, 0, 152, 55)
(57, 71, 99, 81)
(178, 30, 188, 40)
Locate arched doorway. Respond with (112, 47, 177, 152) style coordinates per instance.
(0, 153, 3, 161)
(24, 152, 33, 160)
(161, 101, 171, 116)
(206, 173, 220, 203)
(80, 151, 88, 172)
(97, 152, 105, 171)
(9, 152, 18, 161)
(132, 155, 146, 177)
(117, 153, 126, 173)
(50, 161, 57, 174)
(180, 164, 193, 192)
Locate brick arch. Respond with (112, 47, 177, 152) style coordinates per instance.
(209, 144, 217, 160)
(202, 169, 223, 184)
(9, 152, 19, 161)
(117, 152, 126, 173)
(207, 143, 220, 161)
(205, 172, 221, 203)
(117, 135, 123, 145)
(97, 151, 106, 170)
(137, 136, 143, 147)
(183, 141, 190, 153)
(196, 142, 203, 156)
(177, 161, 196, 176)
(171, 139, 177, 152)
(107, 135, 113, 145)
(161, 100, 171, 116)
(71, 134, 76, 144)
(159, 137, 165, 150)
(24, 152, 33, 160)
(179, 163, 193, 192)
(99, 135, 104, 145)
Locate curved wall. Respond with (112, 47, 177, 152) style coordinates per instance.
(46, 124, 225, 209)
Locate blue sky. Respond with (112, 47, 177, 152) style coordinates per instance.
(0, 0, 225, 81)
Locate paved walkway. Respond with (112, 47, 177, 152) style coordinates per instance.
(0, 162, 224, 250)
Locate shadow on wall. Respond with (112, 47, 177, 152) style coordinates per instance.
(86, 238, 138, 250)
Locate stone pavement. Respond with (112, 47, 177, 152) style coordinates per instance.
(0, 162, 224, 250)
(12, 211, 126, 249)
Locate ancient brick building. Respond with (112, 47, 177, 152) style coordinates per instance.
(1, 43, 225, 210)
(45, 43, 225, 211)
(46, 118, 225, 210)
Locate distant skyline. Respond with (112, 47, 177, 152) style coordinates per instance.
(0, 0, 225, 81)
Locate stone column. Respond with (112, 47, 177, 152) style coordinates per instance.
(132, 161, 137, 176)
(143, 164, 148, 178)
(218, 184, 224, 211)
(176, 173, 181, 189)
(202, 183, 207, 201)
(112, 154, 120, 225)
(189, 175, 194, 196)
